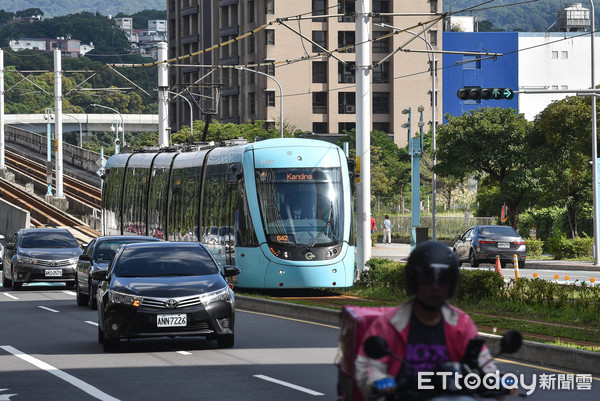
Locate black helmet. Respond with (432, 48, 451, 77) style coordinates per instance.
(405, 240, 460, 298)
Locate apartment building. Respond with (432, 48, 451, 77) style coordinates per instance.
(167, 0, 442, 147)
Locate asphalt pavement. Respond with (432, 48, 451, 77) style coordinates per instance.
(370, 242, 600, 272)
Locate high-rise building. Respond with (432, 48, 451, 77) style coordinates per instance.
(167, 0, 442, 147)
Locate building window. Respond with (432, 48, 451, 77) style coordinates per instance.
(339, 92, 356, 114)
(551, 51, 558, 59)
(249, 36, 255, 53)
(266, 90, 275, 107)
(338, 31, 355, 53)
(373, 92, 390, 114)
(265, 29, 275, 45)
(372, 1, 390, 23)
(247, 64, 255, 84)
(373, 122, 390, 134)
(248, 0, 255, 23)
(429, 0, 438, 13)
(428, 30, 438, 46)
(312, 0, 326, 22)
(561, 51, 568, 59)
(338, 0, 355, 23)
(339, 122, 356, 134)
(265, 62, 275, 76)
(265, 0, 274, 14)
(313, 62, 327, 83)
(312, 31, 327, 53)
(313, 92, 328, 114)
(372, 31, 390, 53)
(372, 62, 389, 83)
(249, 92, 256, 115)
(338, 62, 356, 83)
(313, 122, 328, 134)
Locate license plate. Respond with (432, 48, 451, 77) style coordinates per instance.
(45, 269, 62, 277)
(157, 314, 187, 327)
(497, 242, 510, 248)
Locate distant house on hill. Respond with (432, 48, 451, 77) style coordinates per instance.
(9, 37, 94, 57)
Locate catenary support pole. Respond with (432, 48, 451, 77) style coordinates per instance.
(355, 0, 372, 274)
(0, 49, 4, 173)
(589, 1, 600, 266)
(158, 42, 169, 147)
(54, 50, 64, 199)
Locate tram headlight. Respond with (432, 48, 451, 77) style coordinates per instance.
(269, 246, 291, 259)
(325, 245, 343, 260)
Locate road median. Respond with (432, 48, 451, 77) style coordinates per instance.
(236, 295, 600, 376)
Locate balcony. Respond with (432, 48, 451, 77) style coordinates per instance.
(181, 34, 199, 45)
(221, 86, 240, 96)
(219, 0, 238, 6)
(220, 56, 239, 65)
(219, 25, 239, 37)
(181, 6, 199, 17)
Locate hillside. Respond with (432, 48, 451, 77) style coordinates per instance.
(445, 0, 597, 32)
(0, 0, 165, 17)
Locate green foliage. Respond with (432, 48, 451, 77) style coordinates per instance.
(0, 1, 166, 17)
(171, 120, 284, 144)
(517, 207, 564, 242)
(546, 232, 576, 259)
(524, 239, 543, 258)
(456, 269, 505, 302)
(573, 235, 594, 258)
(357, 258, 406, 296)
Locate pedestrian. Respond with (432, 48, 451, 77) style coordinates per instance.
(383, 215, 392, 244)
(370, 214, 376, 234)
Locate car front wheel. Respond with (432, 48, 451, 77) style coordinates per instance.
(469, 251, 479, 267)
(88, 282, 97, 310)
(2, 271, 11, 288)
(76, 281, 89, 306)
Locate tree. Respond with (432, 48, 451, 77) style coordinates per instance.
(435, 107, 533, 229)
(529, 96, 594, 238)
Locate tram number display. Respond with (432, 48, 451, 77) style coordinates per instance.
(270, 234, 296, 243)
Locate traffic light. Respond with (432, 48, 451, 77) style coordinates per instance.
(457, 87, 514, 100)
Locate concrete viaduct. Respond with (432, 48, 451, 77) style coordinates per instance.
(3, 114, 159, 134)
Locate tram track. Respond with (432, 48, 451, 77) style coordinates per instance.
(5, 149, 101, 208)
(0, 177, 100, 239)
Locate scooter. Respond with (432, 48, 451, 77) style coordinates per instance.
(361, 330, 524, 400)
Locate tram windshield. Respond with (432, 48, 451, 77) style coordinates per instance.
(256, 168, 344, 246)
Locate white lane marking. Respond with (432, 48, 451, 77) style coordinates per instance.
(85, 321, 98, 327)
(254, 374, 324, 396)
(2, 293, 18, 300)
(38, 306, 59, 313)
(176, 351, 192, 356)
(0, 345, 120, 401)
(63, 290, 76, 296)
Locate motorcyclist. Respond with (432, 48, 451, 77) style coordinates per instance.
(355, 240, 496, 400)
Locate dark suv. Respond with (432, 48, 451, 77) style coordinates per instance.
(2, 228, 83, 290)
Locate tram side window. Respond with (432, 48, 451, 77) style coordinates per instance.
(122, 167, 149, 235)
(168, 166, 202, 241)
(148, 166, 169, 239)
(236, 175, 258, 247)
(201, 164, 227, 246)
(102, 167, 125, 234)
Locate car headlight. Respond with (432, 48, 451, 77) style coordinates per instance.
(16, 257, 35, 265)
(68, 257, 79, 265)
(200, 287, 232, 305)
(108, 290, 141, 307)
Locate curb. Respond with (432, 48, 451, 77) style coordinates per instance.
(236, 295, 600, 376)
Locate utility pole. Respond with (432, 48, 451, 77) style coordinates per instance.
(158, 42, 169, 147)
(53, 50, 66, 210)
(355, 0, 372, 274)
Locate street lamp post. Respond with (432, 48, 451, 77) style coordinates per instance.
(63, 114, 83, 147)
(377, 23, 438, 240)
(236, 66, 284, 138)
(91, 104, 125, 147)
(168, 91, 193, 137)
(588, 0, 600, 266)
(43, 107, 53, 196)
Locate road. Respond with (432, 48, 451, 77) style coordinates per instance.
(1, 284, 598, 400)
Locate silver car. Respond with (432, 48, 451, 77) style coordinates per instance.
(453, 225, 526, 269)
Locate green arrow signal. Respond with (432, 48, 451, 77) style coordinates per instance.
(491, 88, 502, 99)
(503, 88, 514, 100)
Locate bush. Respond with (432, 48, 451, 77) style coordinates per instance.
(573, 235, 593, 258)
(545, 232, 575, 259)
(456, 270, 505, 302)
(525, 239, 543, 258)
(358, 258, 406, 295)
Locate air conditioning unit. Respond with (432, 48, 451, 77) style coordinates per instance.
(346, 105, 356, 113)
(345, 75, 355, 83)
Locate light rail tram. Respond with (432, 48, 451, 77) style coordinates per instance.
(101, 138, 355, 288)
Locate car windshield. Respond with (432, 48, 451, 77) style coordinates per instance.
(255, 167, 344, 246)
(95, 239, 155, 262)
(20, 231, 79, 248)
(115, 246, 219, 277)
(479, 226, 518, 236)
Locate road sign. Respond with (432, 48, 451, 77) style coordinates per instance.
(96, 167, 106, 178)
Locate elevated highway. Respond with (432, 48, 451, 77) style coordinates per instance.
(3, 113, 158, 134)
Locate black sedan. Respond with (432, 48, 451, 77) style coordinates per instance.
(453, 225, 526, 269)
(93, 242, 240, 352)
(76, 236, 160, 309)
(2, 228, 82, 290)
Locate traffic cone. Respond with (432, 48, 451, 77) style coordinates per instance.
(494, 255, 503, 276)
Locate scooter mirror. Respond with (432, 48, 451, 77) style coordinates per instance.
(363, 336, 390, 360)
(500, 330, 522, 354)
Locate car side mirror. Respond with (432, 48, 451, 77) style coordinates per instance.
(223, 265, 241, 277)
(79, 254, 91, 261)
(5, 243, 14, 250)
(454, 235, 461, 240)
(91, 270, 108, 281)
